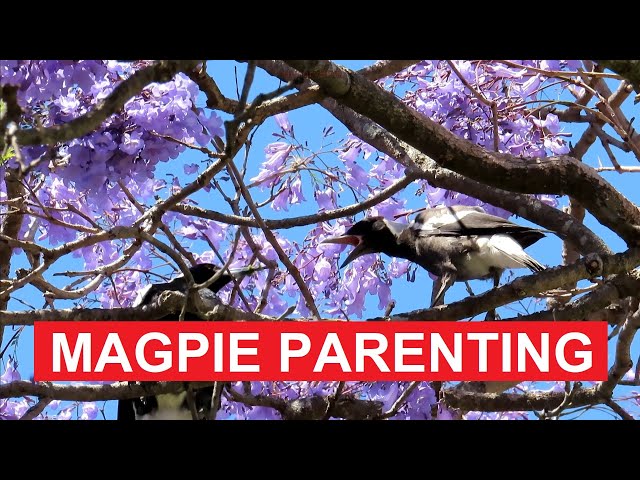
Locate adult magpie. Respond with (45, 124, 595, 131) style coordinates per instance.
(321, 206, 547, 308)
(117, 263, 263, 421)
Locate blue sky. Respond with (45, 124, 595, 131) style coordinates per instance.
(2, 60, 638, 420)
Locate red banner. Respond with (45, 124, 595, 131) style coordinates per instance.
(33, 321, 608, 381)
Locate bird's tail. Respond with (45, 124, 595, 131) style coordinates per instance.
(493, 242, 546, 273)
(522, 255, 546, 273)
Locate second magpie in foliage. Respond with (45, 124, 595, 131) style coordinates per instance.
(321, 206, 547, 308)
(117, 262, 263, 421)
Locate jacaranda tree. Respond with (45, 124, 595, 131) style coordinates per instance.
(1, 60, 639, 420)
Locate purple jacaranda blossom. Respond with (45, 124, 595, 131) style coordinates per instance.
(197, 110, 224, 141)
(372, 382, 399, 411)
(437, 405, 456, 420)
(387, 258, 410, 279)
(545, 137, 570, 155)
(344, 163, 369, 191)
(339, 259, 379, 317)
(369, 155, 405, 186)
(251, 142, 293, 187)
(369, 197, 407, 219)
(313, 257, 333, 283)
(246, 406, 282, 420)
(1, 359, 20, 384)
(131, 248, 153, 271)
(0, 398, 29, 420)
(274, 112, 292, 133)
(338, 138, 373, 191)
(532, 113, 561, 135)
(270, 175, 306, 211)
(54, 92, 81, 116)
(177, 224, 200, 240)
(271, 187, 291, 212)
(540, 60, 561, 71)
(289, 175, 306, 205)
(192, 220, 226, 250)
(56, 408, 74, 420)
(120, 131, 145, 155)
(486, 64, 527, 78)
(184, 163, 199, 175)
(425, 184, 447, 206)
(514, 74, 541, 98)
(343, 133, 376, 159)
(260, 290, 289, 317)
(314, 187, 337, 211)
(80, 402, 99, 420)
(402, 383, 437, 420)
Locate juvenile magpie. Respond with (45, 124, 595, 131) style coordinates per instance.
(321, 206, 547, 308)
(117, 262, 263, 421)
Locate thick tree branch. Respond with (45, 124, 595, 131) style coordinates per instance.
(226, 387, 383, 420)
(500, 273, 640, 323)
(284, 60, 640, 246)
(187, 64, 240, 113)
(443, 385, 602, 412)
(598, 60, 640, 95)
(1, 380, 208, 402)
(0, 169, 27, 307)
(0, 290, 271, 327)
(377, 249, 640, 321)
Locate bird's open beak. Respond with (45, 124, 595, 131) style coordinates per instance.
(320, 235, 368, 269)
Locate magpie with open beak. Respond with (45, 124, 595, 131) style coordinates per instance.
(117, 263, 263, 421)
(321, 206, 547, 308)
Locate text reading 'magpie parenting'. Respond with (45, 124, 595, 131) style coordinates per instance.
(33, 321, 608, 382)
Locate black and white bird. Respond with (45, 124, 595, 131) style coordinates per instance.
(321, 205, 547, 308)
(117, 262, 263, 421)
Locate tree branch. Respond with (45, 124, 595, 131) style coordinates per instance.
(597, 60, 640, 95)
(375, 250, 640, 321)
(171, 171, 419, 230)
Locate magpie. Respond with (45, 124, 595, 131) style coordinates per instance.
(321, 206, 547, 308)
(117, 263, 263, 421)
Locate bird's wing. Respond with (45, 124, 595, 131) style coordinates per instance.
(411, 206, 541, 238)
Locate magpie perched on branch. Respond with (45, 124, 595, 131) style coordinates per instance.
(117, 262, 264, 421)
(322, 206, 548, 308)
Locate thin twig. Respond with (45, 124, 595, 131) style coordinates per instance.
(208, 381, 225, 420)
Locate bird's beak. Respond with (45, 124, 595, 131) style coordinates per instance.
(320, 235, 368, 269)
(227, 265, 268, 278)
